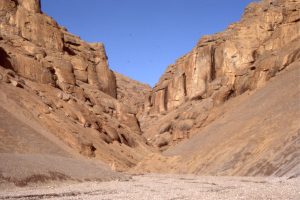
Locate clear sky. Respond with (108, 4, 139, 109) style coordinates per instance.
(41, 0, 256, 87)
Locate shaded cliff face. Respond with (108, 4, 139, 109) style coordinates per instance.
(0, 0, 152, 171)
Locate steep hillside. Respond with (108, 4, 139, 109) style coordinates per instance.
(0, 97, 126, 187)
(0, 0, 152, 174)
(135, 62, 300, 177)
(135, 0, 300, 176)
(0, 0, 299, 184)
(139, 0, 300, 148)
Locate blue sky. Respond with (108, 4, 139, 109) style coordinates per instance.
(41, 0, 256, 86)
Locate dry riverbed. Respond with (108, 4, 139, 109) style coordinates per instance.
(0, 174, 299, 200)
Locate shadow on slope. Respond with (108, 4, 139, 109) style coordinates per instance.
(134, 62, 300, 177)
(0, 101, 126, 188)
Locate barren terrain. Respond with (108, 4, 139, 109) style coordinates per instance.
(0, 0, 299, 199)
(1, 175, 299, 200)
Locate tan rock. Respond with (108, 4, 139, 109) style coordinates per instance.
(18, 0, 41, 13)
(145, 0, 300, 116)
(10, 53, 54, 84)
(154, 136, 169, 148)
(158, 121, 172, 134)
(79, 142, 96, 157)
(0, 0, 299, 179)
(175, 119, 194, 132)
(95, 44, 117, 98)
(167, 73, 186, 109)
(10, 79, 24, 88)
(15, 6, 63, 50)
(0, 0, 17, 11)
(87, 64, 100, 86)
(152, 89, 167, 113)
(71, 57, 88, 82)
(102, 124, 120, 142)
(115, 72, 151, 112)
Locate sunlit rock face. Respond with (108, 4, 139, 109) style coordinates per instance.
(145, 0, 299, 115)
(0, 0, 121, 96)
(0, 0, 299, 178)
(136, 0, 300, 177)
(0, 0, 152, 171)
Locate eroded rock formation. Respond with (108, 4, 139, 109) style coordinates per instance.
(139, 0, 300, 147)
(0, 0, 151, 171)
(0, 0, 299, 178)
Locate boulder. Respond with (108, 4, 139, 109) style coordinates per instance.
(102, 124, 120, 142)
(175, 119, 194, 132)
(158, 121, 172, 134)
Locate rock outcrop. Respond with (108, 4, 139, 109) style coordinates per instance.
(0, 0, 299, 178)
(139, 0, 300, 147)
(151, 0, 299, 112)
(115, 72, 151, 113)
(134, 62, 300, 177)
(0, 0, 151, 171)
(133, 0, 300, 177)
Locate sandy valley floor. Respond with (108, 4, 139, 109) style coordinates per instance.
(0, 174, 299, 200)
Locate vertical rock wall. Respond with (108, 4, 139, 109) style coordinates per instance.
(146, 0, 300, 114)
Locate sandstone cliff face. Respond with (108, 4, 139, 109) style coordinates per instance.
(0, 0, 299, 178)
(140, 0, 300, 146)
(0, 0, 151, 170)
(134, 0, 300, 177)
(148, 0, 300, 112)
(1, 0, 117, 96)
(134, 62, 300, 177)
(115, 73, 151, 112)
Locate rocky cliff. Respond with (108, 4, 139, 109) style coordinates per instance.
(139, 0, 300, 146)
(0, 0, 152, 171)
(0, 0, 299, 179)
(134, 0, 300, 177)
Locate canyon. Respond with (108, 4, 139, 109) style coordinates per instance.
(0, 0, 299, 195)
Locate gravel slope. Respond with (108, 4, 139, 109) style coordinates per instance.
(0, 98, 126, 188)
